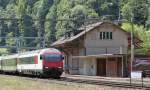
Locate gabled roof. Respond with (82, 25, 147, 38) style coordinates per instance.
(51, 22, 103, 46)
(51, 22, 142, 47)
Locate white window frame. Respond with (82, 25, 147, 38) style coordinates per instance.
(99, 32, 113, 40)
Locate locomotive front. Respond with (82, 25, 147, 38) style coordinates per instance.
(40, 48, 64, 78)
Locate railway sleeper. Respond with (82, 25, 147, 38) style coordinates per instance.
(62, 78, 150, 89)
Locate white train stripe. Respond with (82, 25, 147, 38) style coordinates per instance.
(17, 64, 42, 70)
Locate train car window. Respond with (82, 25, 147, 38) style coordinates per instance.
(18, 57, 35, 64)
(2, 58, 17, 66)
(43, 54, 62, 61)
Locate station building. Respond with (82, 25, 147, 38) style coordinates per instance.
(51, 22, 141, 77)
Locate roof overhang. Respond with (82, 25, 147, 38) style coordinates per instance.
(72, 54, 123, 59)
(52, 22, 142, 48)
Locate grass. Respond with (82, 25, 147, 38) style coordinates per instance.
(0, 75, 98, 90)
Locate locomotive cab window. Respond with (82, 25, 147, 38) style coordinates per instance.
(43, 54, 63, 61)
(99, 32, 113, 40)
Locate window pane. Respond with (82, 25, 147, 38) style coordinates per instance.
(19, 57, 35, 64)
(99, 32, 103, 39)
(110, 32, 112, 39)
(103, 32, 106, 39)
(44, 54, 62, 61)
(2, 59, 16, 66)
(106, 32, 109, 39)
(99, 32, 112, 40)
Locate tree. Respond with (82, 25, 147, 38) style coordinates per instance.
(0, 0, 149, 54)
(122, 23, 150, 54)
(121, 0, 148, 25)
(45, 3, 58, 46)
(36, 0, 54, 48)
(55, 0, 71, 38)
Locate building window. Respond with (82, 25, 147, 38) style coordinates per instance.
(99, 32, 113, 40)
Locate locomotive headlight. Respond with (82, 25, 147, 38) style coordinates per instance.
(58, 67, 62, 69)
(45, 67, 48, 69)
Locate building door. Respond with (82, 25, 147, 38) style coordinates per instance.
(71, 58, 79, 74)
(107, 58, 118, 77)
(97, 58, 106, 76)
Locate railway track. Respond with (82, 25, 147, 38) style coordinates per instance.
(1, 74, 150, 89)
(60, 77, 150, 89)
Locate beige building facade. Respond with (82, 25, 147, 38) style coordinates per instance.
(52, 22, 141, 77)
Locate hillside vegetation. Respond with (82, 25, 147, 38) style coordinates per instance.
(0, 0, 150, 54)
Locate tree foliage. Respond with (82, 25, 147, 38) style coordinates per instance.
(121, 0, 148, 25)
(122, 23, 150, 54)
(0, 0, 149, 54)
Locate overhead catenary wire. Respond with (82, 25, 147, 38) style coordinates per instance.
(0, 17, 123, 53)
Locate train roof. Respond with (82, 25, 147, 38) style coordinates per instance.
(18, 48, 61, 58)
(19, 48, 60, 54)
(1, 54, 18, 60)
(0, 48, 61, 58)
